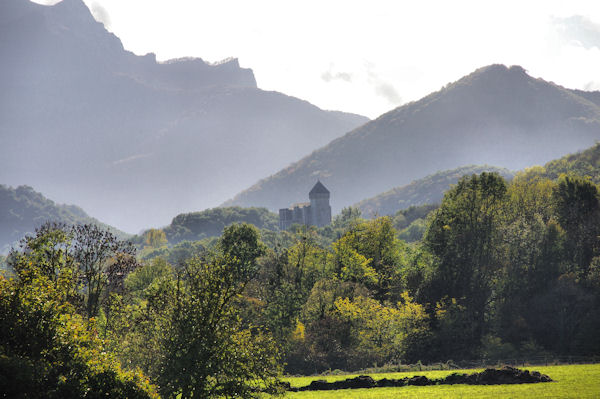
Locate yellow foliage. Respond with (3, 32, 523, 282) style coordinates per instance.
(292, 320, 306, 341)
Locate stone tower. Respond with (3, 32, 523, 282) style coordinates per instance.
(279, 181, 332, 229)
(309, 180, 332, 227)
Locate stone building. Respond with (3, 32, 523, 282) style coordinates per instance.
(279, 181, 332, 230)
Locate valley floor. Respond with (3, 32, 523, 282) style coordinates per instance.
(282, 364, 600, 398)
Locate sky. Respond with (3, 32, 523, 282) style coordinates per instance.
(35, 0, 600, 119)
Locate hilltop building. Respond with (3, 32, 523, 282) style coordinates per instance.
(279, 181, 332, 229)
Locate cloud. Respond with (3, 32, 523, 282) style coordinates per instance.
(553, 15, 600, 49)
(112, 153, 152, 166)
(321, 66, 353, 83)
(374, 82, 402, 104)
(364, 62, 402, 105)
(91, 2, 111, 28)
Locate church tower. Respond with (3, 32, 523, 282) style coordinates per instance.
(309, 180, 332, 227)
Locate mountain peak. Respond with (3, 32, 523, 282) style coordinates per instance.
(453, 64, 532, 91)
(54, 0, 88, 10)
(225, 65, 600, 213)
(51, 0, 97, 22)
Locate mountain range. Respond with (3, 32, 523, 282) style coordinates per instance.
(0, 0, 368, 232)
(224, 64, 600, 213)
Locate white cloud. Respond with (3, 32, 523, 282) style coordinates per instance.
(553, 15, 600, 49)
(90, 2, 111, 28)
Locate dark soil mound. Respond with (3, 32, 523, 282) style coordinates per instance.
(290, 366, 552, 391)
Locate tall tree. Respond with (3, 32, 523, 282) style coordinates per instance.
(70, 224, 139, 319)
(423, 172, 507, 351)
(158, 224, 282, 398)
(553, 175, 600, 277)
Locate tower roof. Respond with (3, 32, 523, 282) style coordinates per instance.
(309, 180, 330, 196)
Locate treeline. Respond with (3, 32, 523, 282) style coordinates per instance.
(136, 170, 600, 376)
(0, 223, 283, 398)
(137, 206, 278, 245)
(2, 169, 600, 397)
(264, 171, 600, 373)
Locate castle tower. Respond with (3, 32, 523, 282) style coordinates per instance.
(309, 180, 332, 227)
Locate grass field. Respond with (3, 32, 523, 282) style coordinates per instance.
(282, 364, 600, 398)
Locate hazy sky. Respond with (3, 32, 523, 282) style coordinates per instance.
(36, 0, 600, 119)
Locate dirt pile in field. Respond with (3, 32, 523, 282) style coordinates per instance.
(289, 366, 552, 391)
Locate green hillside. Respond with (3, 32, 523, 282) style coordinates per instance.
(355, 165, 514, 217)
(0, 184, 128, 253)
(536, 142, 600, 183)
(161, 207, 278, 244)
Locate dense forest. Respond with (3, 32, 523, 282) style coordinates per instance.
(3, 159, 600, 397)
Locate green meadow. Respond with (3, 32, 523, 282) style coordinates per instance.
(283, 364, 600, 398)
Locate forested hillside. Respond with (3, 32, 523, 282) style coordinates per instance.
(159, 207, 278, 244)
(225, 64, 600, 213)
(355, 165, 513, 217)
(0, 184, 126, 253)
(0, 0, 368, 232)
(536, 142, 600, 183)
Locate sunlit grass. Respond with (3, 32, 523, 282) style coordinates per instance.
(282, 364, 600, 398)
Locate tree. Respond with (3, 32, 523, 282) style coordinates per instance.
(158, 224, 282, 398)
(553, 175, 600, 277)
(143, 228, 168, 249)
(423, 172, 507, 352)
(335, 217, 404, 301)
(493, 176, 564, 347)
(332, 206, 362, 230)
(0, 228, 157, 398)
(334, 293, 431, 368)
(70, 224, 139, 319)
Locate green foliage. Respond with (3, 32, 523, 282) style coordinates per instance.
(543, 142, 600, 185)
(161, 206, 278, 244)
(0, 230, 157, 398)
(8, 222, 139, 320)
(140, 239, 211, 265)
(158, 224, 282, 398)
(257, 232, 330, 343)
(552, 175, 600, 276)
(398, 218, 429, 243)
(393, 204, 438, 231)
(336, 217, 406, 301)
(334, 293, 431, 367)
(423, 172, 508, 354)
(356, 166, 513, 218)
(144, 229, 167, 248)
(332, 206, 363, 229)
(125, 257, 173, 296)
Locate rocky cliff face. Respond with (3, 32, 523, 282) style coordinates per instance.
(0, 0, 368, 232)
(0, 0, 257, 90)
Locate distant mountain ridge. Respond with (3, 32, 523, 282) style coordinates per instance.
(0, 0, 368, 232)
(224, 64, 600, 213)
(0, 184, 127, 254)
(355, 165, 514, 217)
